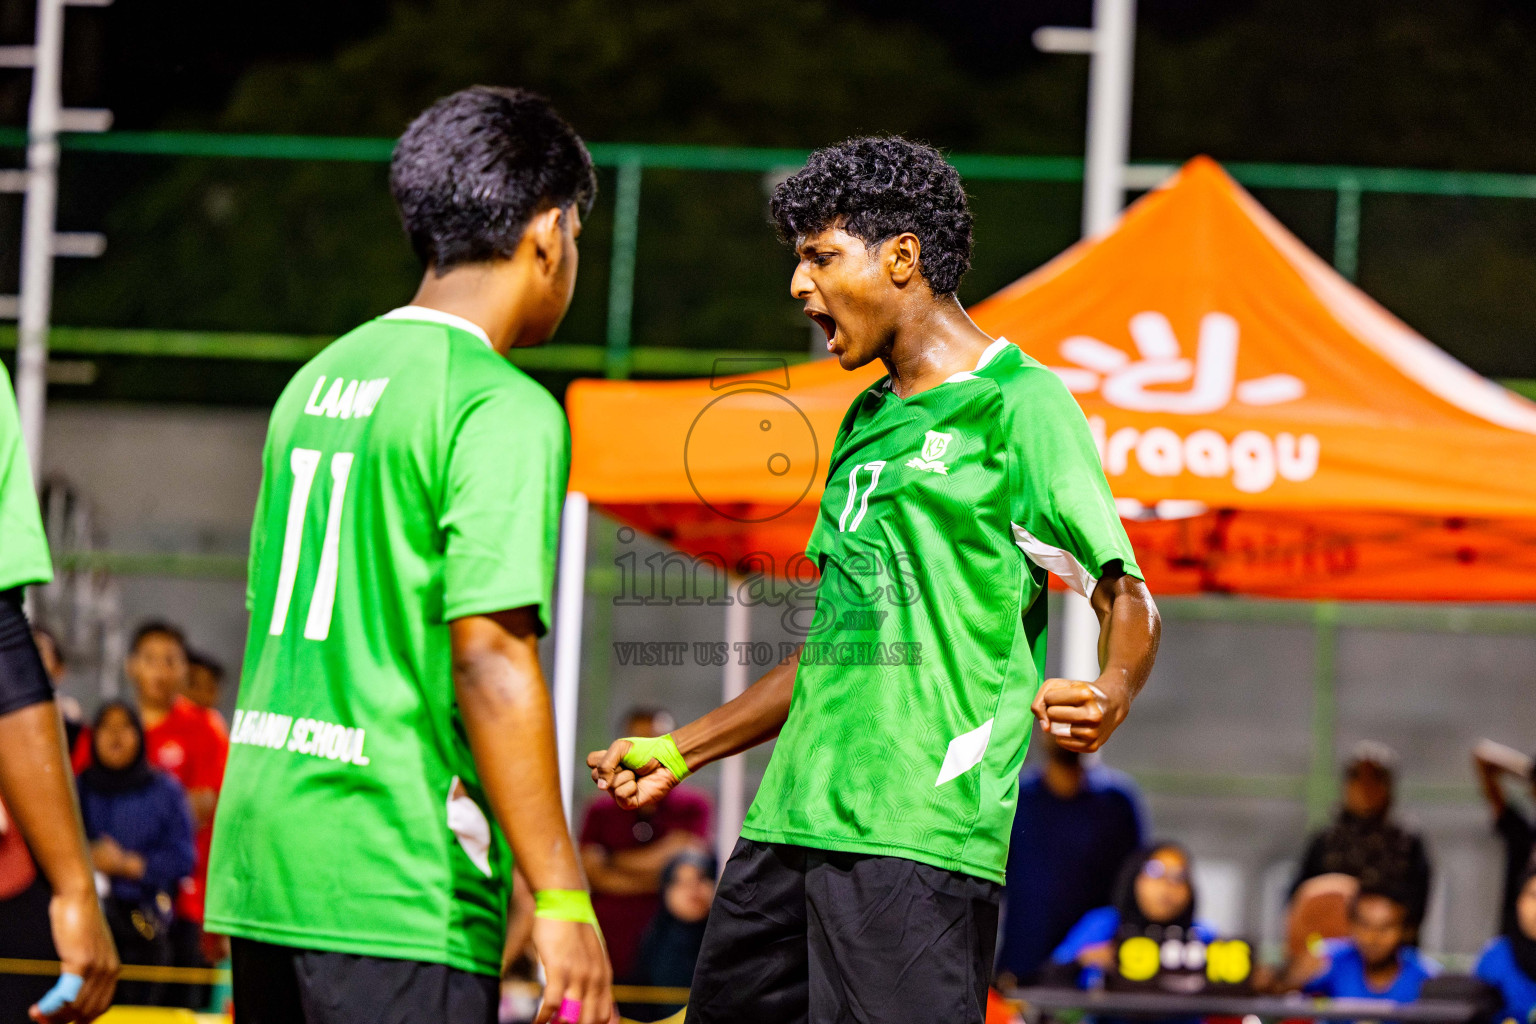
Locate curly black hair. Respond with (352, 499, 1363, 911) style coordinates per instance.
(770, 136, 973, 296)
(390, 86, 597, 273)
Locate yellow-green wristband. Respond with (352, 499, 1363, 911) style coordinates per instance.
(619, 732, 692, 781)
(534, 889, 598, 926)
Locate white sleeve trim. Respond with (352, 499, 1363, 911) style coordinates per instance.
(1011, 521, 1098, 599)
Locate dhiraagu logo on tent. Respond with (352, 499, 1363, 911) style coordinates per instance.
(1047, 311, 1320, 494)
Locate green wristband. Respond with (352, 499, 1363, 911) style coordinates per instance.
(619, 733, 692, 781)
(534, 889, 598, 926)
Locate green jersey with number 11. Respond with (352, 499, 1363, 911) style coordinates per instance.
(206, 307, 570, 975)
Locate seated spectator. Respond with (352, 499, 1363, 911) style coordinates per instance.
(629, 850, 718, 1021)
(1285, 872, 1359, 964)
(580, 706, 711, 982)
(998, 734, 1148, 985)
(1475, 863, 1536, 1024)
(184, 649, 226, 718)
(1292, 742, 1432, 931)
(1048, 842, 1216, 989)
(0, 793, 53, 1020)
(73, 622, 231, 1007)
(77, 701, 195, 1007)
(1299, 887, 1439, 1005)
(1474, 741, 1536, 939)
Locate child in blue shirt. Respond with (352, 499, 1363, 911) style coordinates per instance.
(1302, 886, 1439, 1016)
(1475, 864, 1536, 1024)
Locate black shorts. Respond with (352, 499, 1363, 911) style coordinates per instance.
(230, 937, 498, 1024)
(686, 839, 1001, 1024)
(0, 587, 52, 717)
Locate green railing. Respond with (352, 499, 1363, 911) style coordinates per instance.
(7, 128, 1536, 381)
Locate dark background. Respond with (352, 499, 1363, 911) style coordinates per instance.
(3, 0, 1535, 402)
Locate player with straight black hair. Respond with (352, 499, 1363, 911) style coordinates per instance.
(207, 86, 610, 1024)
(590, 135, 1162, 1023)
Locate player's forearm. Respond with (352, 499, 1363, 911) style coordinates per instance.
(670, 646, 799, 772)
(0, 702, 97, 899)
(1092, 574, 1160, 703)
(452, 614, 585, 894)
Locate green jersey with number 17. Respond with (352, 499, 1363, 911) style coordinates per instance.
(740, 338, 1141, 885)
(206, 307, 570, 975)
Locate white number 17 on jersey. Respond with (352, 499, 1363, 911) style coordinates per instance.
(269, 447, 354, 641)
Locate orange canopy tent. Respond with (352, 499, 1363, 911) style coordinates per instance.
(567, 156, 1536, 601)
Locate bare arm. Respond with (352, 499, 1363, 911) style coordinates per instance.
(674, 645, 800, 768)
(581, 831, 706, 896)
(501, 868, 537, 974)
(185, 789, 217, 832)
(588, 647, 800, 811)
(0, 702, 118, 1021)
(1475, 753, 1509, 819)
(1032, 570, 1161, 753)
(451, 608, 610, 1024)
(581, 845, 656, 896)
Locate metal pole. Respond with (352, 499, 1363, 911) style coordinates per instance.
(553, 491, 590, 824)
(1081, 0, 1137, 238)
(1332, 178, 1362, 281)
(1062, 0, 1137, 679)
(15, 0, 64, 475)
(604, 160, 642, 380)
(1306, 601, 1339, 827)
(716, 593, 750, 869)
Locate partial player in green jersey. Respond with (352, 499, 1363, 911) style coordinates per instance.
(0, 363, 120, 1023)
(206, 89, 611, 1024)
(590, 137, 1162, 1024)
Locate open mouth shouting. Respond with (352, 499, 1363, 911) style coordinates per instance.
(806, 308, 839, 352)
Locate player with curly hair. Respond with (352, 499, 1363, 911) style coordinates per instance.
(590, 135, 1162, 1023)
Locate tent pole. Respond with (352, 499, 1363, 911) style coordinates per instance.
(1060, 590, 1102, 685)
(1306, 601, 1339, 827)
(716, 589, 750, 869)
(553, 491, 589, 825)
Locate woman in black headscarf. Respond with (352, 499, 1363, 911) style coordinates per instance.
(1475, 860, 1536, 1024)
(628, 850, 718, 1021)
(1048, 842, 1215, 987)
(76, 701, 194, 1007)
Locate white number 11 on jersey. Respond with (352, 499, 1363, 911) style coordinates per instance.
(269, 447, 354, 641)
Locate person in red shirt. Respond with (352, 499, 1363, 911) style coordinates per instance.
(73, 622, 229, 1008)
(580, 707, 712, 982)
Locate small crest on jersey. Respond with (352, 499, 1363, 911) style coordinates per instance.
(906, 430, 953, 474)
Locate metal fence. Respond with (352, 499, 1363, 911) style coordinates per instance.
(4, 128, 1536, 388)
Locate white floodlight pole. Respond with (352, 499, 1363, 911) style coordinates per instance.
(14, 0, 65, 476)
(553, 492, 590, 824)
(716, 593, 750, 869)
(10, 0, 112, 476)
(1081, 0, 1137, 239)
(1035, 0, 1137, 683)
